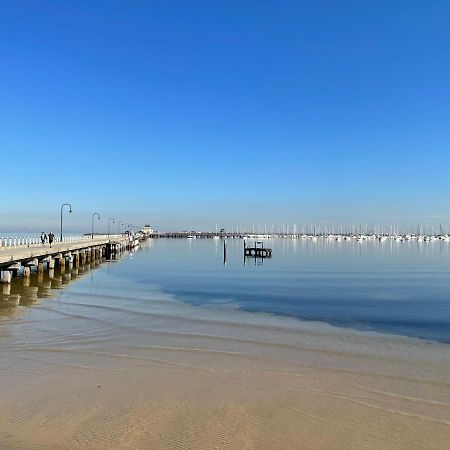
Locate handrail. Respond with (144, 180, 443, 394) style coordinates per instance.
(0, 234, 124, 249)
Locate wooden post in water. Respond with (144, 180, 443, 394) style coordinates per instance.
(223, 240, 227, 266)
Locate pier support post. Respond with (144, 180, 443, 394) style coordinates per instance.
(38, 262, 44, 273)
(23, 267, 31, 278)
(6, 263, 21, 277)
(48, 257, 55, 269)
(60, 256, 66, 269)
(0, 271, 12, 284)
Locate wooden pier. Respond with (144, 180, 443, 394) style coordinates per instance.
(244, 241, 272, 258)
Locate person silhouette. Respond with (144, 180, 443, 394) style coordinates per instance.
(48, 231, 55, 248)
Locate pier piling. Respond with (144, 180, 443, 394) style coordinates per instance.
(0, 271, 12, 284)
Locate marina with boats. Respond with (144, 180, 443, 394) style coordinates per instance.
(146, 229, 450, 242)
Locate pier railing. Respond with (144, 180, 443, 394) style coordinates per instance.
(0, 235, 123, 249)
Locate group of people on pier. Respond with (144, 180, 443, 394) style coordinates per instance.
(40, 231, 55, 248)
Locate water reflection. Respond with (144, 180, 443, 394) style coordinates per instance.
(244, 254, 266, 266)
(0, 254, 121, 318)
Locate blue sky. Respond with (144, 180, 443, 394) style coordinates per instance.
(1, 1, 450, 233)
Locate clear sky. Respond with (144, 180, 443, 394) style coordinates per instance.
(1, 1, 450, 233)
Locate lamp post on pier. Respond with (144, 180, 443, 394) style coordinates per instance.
(60, 203, 72, 242)
(91, 212, 100, 239)
(117, 220, 124, 234)
(108, 217, 115, 237)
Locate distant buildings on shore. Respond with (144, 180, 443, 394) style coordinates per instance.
(140, 225, 155, 235)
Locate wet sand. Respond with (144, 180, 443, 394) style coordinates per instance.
(0, 264, 449, 449)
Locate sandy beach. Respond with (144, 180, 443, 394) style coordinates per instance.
(0, 273, 449, 450)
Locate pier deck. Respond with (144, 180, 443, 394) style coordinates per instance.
(0, 236, 121, 268)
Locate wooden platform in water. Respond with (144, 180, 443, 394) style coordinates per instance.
(244, 242, 272, 258)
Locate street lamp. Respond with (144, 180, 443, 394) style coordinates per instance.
(108, 217, 115, 237)
(123, 223, 130, 236)
(117, 220, 124, 234)
(91, 212, 100, 239)
(60, 203, 72, 242)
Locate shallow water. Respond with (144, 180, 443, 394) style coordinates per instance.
(1, 237, 450, 344)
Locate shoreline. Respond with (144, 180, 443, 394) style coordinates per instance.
(3, 255, 450, 349)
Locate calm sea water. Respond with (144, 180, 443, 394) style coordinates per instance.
(1, 238, 450, 344)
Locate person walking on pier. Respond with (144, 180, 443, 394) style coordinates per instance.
(40, 232, 47, 246)
(48, 231, 54, 248)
